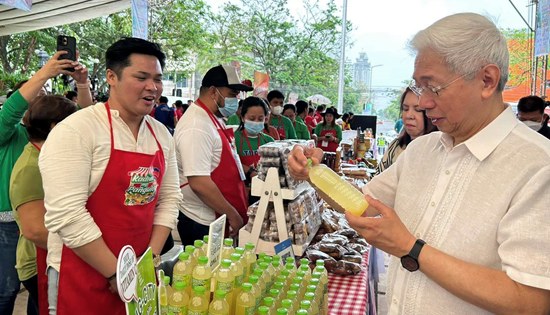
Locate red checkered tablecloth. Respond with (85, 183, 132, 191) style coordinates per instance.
(327, 250, 370, 315)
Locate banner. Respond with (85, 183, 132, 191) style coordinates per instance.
(0, 0, 32, 11)
(124, 247, 158, 315)
(131, 0, 148, 40)
(535, 0, 550, 56)
(253, 71, 269, 99)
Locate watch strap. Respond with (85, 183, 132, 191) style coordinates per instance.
(408, 239, 426, 261)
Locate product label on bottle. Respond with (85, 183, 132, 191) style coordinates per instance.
(234, 275, 244, 287)
(192, 278, 207, 289)
(245, 306, 254, 315)
(216, 280, 233, 291)
(187, 310, 206, 315)
(167, 305, 187, 315)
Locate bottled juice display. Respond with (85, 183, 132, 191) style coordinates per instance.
(284, 290, 299, 312)
(252, 269, 266, 296)
(268, 289, 281, 309)
(288, 283, 301, 299)
(192, 256, 212, 298)
(173, 252, 192, 292)
(243, 243, 257, 279)
(222, 238, 235, 260)
(291, 277, 305, 298)
(230, 253, 245, 312)
(280, 299, 294, 315)
(262, 296, 275, 314)
(214, 259, 235, 310)
(271, 256, 282, 276)
(168, 281, 189, 315)
(278, 271, 290, 290)
(188, 286, 208, 315)
(247, 275, 262, 308)
(159, 275, 170, 315)
(307, 159, 368, 216)
(234, 247, 246, 277)
(185, 245, 197, 271)
(235, 283, 255, 315)
(258, 262, 272, 289)
(263, 256, 276, 281)
(208, 290, 230, 315)
(304, 292, 319, 315)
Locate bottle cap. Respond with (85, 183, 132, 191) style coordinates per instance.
(221, 259, 232, 268)
(281, 299, 292, 308)
(223, 238, 233, 246)
(311, 272, 322, 279)
(276, 308, 288, 315)
(184, 245, 195, 254)
(241, 283, 252, 292)
(316, 260, 325, 267)
(286, 290, 297, 298)
(193, 286, 206, 294)
(203, 235, 209, 244)
(263, 296, 274, 306)
(300, 258, 309, 266)
(315, 265, 326, 272)
(230, 253, 241, 261)
(300, 300, 311, 309)
(285, 256, 295, 264)
(163, 276, 170, 285)
(257, 306, 270, 314)
(245, 242, 255, 251)
(264, 256, 273, 263)
(269, 288, 280, 297)
(273, 282, 284, 290)
(235, 247, 245, 255)
(215, 290, 226, 299)
(198, 256, 208, 265)
(178, 252, 189, 261)
(194, 240, 204, 248)
(174, 281, 185, 290)
(248, 275, 259, 284)
(306, 285, 317, 293)
(304, 292, 315, 301)
(296, 310, 308, 315)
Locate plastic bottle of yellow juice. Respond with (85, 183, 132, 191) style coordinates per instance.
(304, 292, 319, 315)
(159, 275, 170, 315)
(280, 299, 294, 315)
(247, 274, 261, 309)
(291, 277, 305, 299)
(288, 283, 301, 300)
(271, 255, 282, 277)
(203, 235, 209, 246)
(284, 290, 299, 313)
(308, 279, 322, 308)
(256, 305, 271, 315)
(234, 247, 247, 277)
(307, 159, 369, 216)
(230, 253, 245, 312)
(188, 286, 208, 315)
(299, 300, 312, 313)
(268, 288, 281, 309)
(173, 252, 192, 292)
(243, 243, 257, 280)
(185, 245, 197, 270)
(221, 238, 234, 261)
(252, 269, 266, 297)
(235, 283, 255, 315)
(258, 262, 272, 289)
(262, 297, 276, 314)
(214, 259, 235, 311)
(208, 290, 230, 315)
(194, 240, 206, 261)
(275, 308, 288, 315)
(168, 281, 189, 315)
(192, 256, 212, 301)
(263, 256, 276, 283)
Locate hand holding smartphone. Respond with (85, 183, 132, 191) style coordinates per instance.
(56, 35, 76, 72)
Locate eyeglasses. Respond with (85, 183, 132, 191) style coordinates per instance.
(409, 71, 473, 98)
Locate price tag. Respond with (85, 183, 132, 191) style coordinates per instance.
(207, 214, 226, 270)
(274, 238, 295, 262)
(116, 245, 138, 303)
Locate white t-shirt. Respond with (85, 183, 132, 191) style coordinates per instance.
(174, 103, 223, 225)
(365, 106, 550, 314)
(39, 103, 181, 271)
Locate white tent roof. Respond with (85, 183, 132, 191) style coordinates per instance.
(0, 0, 131, 36)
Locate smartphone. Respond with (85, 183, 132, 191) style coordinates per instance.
(56, 35, 76, 71)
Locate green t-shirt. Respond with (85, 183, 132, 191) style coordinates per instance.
(10, 143, 43, 281)
(234, 130, 274, 160)
(314, 123, 343, 142)
(293, 120, 311, 140)
(269, 115, 296, 139)
(0, 90, 29, 214)
(226, 114, 241, 126)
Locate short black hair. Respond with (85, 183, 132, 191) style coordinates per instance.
(159, 96, 168, 104)
(106, 37, 166, 77)
(316, 105, 324, 111)
(283, 103, 296, 114)
(23, 95, 77, 141)
(518, 95, 546, 114)
(267, 90, 284, 102)
(65, 90, 78, 100)
(295, 100, 308, 115)
(238, 96, 269, 131)
(175, 100, 183, 108)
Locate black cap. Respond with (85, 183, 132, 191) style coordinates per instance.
(201, 65, 253, 92)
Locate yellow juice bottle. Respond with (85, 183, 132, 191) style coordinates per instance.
(284, 290, 299, 313)
(299, 300, 311, 313)
(172, 252, 192, 296)
(214, 259, 235, 311)
(208, 290, 230, 315)
(247, 274, 261, 309)
(271, 255, 282, 276)
(296, 309, 308, 315)
(203, 235, 209, 246)
(256, 305, 271, 315)
(252, 269, 266, 297)
(268, 289, 281, 309)
(188, 286, 208, 315)
(235, 247, 247, 278)
(262, 296, 276, 314)
(258, 262, 272, 290)
(235, 283, 255, 315)
(159, 275, 170, 315)
(307, 159, 369, 216)
(192, 256, 212, 301)
(275, 308, 288, 315)
(244, 243, 257, 280)
(194, 240, 206, 261)
(230, 253, 245, 312)
(304, 292, 319, 315)
(308, 279, 321, 306)
(280, 299, 294, 315)
(222, 238, 235, 261)
(168, 281, 189, 315)
(313, 265, 329, 314)
(185, 245, 197, 271)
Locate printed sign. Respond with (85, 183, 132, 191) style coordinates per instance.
(131, 0, 148, 40)
(124, 247, 158, 315)
(207, 214, 226, 270)
(0, 0, 32, 11)
(117, 245, 138, 303)
(535, 0, 550, 56)
(274, 238, 295, 262)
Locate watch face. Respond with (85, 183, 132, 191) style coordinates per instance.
(401, 256, 419, 272)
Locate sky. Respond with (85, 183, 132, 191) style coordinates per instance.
(339, 0, 531, 88)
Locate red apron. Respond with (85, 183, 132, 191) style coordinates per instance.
(317, 128, 339, 152)
(196, 100, 249, 223)
(238, 129, 261, 168)
(272, 116, 286, 140)
(56, 102, 165, 314)
(30, 142, 49, 315)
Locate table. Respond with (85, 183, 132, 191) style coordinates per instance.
(327, 250, 376, 315)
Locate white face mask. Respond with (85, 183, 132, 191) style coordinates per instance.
(271, 105, 283, 116)
(523, 120, 542, 131)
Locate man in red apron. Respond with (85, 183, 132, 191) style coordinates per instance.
(40, 38, 181, 314)
(174, 65, 253, 246)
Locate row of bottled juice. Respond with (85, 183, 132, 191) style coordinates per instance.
(159, 237, 329, 315)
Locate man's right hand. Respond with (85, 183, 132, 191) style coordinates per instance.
(227, 212, 244, 237)
(288, 145, 324, 180)
(37, 51, 79, 79)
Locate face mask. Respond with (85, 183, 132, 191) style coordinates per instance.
(272, 105, 283, 116)
(523, 120, 542, 131)
(244, 120, 265, 135)
(215, 89, 239, 117)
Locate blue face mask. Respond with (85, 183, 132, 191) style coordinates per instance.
(216, 89, 239, 117)
(244, 120, 265, 135)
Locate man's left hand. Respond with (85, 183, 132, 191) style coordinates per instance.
(345, 195, 416, 257)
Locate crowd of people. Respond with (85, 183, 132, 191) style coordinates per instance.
(1, 11, 550, 315)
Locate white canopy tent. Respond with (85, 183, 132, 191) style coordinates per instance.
(0, 0, 131, 36)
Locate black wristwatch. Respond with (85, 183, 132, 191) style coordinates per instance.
(400, 239, 426, 272)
